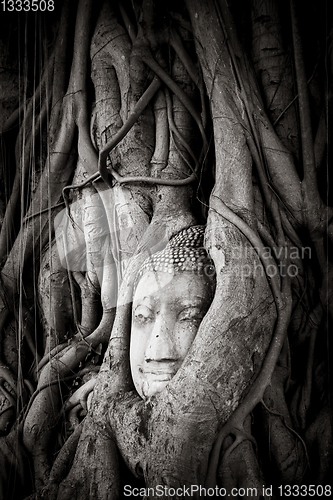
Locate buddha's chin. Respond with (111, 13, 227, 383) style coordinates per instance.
(141, 378, 171, 398)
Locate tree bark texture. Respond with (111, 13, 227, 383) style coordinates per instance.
(0, 0, 331, 498)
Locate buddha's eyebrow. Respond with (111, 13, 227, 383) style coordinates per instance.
(134, 295, 155, 304)
(177, 296, 206, 307)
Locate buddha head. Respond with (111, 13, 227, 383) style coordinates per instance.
(130, 226, 216, 399)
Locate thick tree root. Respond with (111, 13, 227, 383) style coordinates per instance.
(206, 195, 292, 487)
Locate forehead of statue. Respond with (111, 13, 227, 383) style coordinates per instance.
(133, 270, 209, 304)
(133, 271, 173, 300)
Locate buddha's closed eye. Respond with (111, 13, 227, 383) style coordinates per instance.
(134, 305, 154, 324)
(178, 307, 204, 322)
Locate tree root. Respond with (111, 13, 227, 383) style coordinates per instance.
(170, 27, 207, 128)
(211, 195, 283, 308)
(139, 43, 208, 148)
(0, 364, 17, 394)
(64, 377, 96, 414)
(0, 382, 16, 433)
(260, 399, 309, 478)
(44, 420, 84, 497)
(63, 11, 208, 204)
(165, 87, 198, 172)
(206, 294, 291, 486)
(98, 75, 161, 187)
(118, 2, 136, 44)
(98, 38, 208, 188)
(0, 96, 51, 262)
(217, 417, 268, 498)
(206, 195, 292, 487)
(22, 308, 114, 490)
(63, 74, 190, 198)
(150, 90, 169, 174)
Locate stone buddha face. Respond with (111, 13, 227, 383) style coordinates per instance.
(130, 226, 215, 399)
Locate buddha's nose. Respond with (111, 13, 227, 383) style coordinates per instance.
(144, 314, 177, 362)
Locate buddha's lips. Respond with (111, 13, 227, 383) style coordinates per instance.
(144, 373, 174, 382)
(139, 365, 178, 379)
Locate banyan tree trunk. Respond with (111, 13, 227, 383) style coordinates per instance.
(49, 1, 277, 498)
(0, 0, 330, 498)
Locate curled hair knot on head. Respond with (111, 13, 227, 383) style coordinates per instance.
(134, 226, 216, 292)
